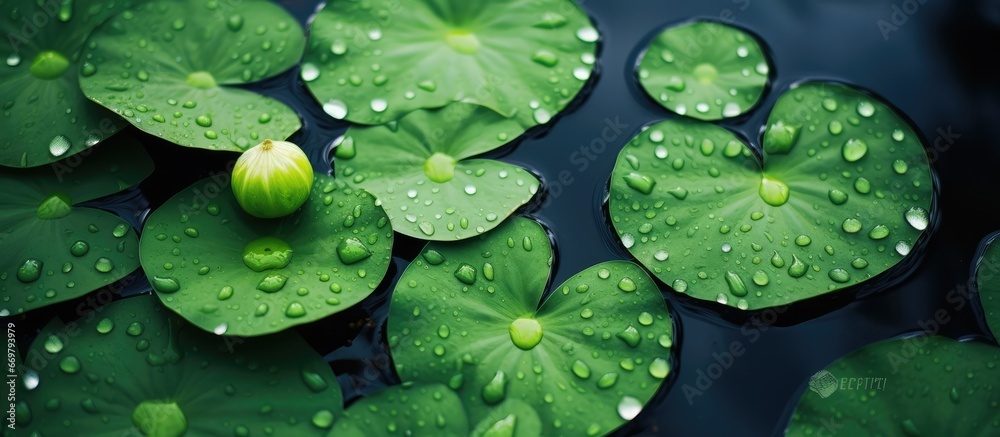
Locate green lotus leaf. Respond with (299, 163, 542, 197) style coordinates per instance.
(17, 294, 343, 436)
(636, 21, 770, 121)
(0, 0, 133, 167)
(609, 82, 934, 310)
(336, 103, 540, 241)
(79, 0, 305, 152)
(785, 336, 1000, 436)
(140, 174, 393, 336)
(388, 217, 674, 436)
(329, 383, 469, 436)
(974, 232, 1000, 341)
(302, 0, 598, 127)
(0, 134, 152, 316)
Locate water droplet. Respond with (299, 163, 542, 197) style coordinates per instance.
(621, 233, 635, 249)
(794, 235, 812, 246)
(576, 27, 599, 42)
(481, 371, 508, 404)
(48, 135, 70, 157)
(256, 274, 288, 293)
(842, 138, 868, 162)
(752, 270, 769, 286)
(311, 410, 334, 429)
(94, 257, 114, 273)
(418, 221, 435, 236)
(16, 259, 42, 283)
(531, 50, 558, 67)
(857, 101, 875, 117)
(572, 360, 592, 379)
(509, 318, 543, 350)
(573, 67, 591, 81)
(638, 312, 654, 326)
(725, 271, 748, 297)
(854, 177, 872, 194)
(892, 129, 906, 142)
(58, 356, 81, 374)
(842, 218, 863, 233)
(617, 396, 642, 420)
(533, 108, 551, 124)
(336, 237, 372, 264)
(370, 98, 387, 113)
(905, 207, 929, 231)
(828, 268, 850, 283)
(623, 172, 656, 195)
(422, 249, 445, 265)
(300, 63, 320, 81)
(151, 276, 180, 293)
(96, 318, 114, 334)
(454, 263, 477, 285)
(895, 240, 911, 256)
(464, 184, 477, 195)
(788, 255, 807, 278)
(828, 189, 848, 205)
(323, 99, 348, 119)
(869, 224, 890, 240)
(126, 322, 143, 336)
(649, 358, 669, 379)
(213, 323, 228, 335)
(43, 335, 64, 353)
(618, 277, 637, 292)
(892, 159, 908, 174)
(285, 302, 307, 318)
(617, 325, 641, 347)
(770, 251, 785, 268)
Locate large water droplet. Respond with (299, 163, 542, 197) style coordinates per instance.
(481, 371, 508, 404)
(905, 207, 929, 231)
(337, 237, 372, 265)
(509, 318, 543, 350)
(617, 396, 642, 420)
(48, 135, 70, 157)
(842, 138, 868, 162)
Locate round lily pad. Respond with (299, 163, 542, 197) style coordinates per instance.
(388, 217, 675, 436)
(79, 0, 305, 152)
(0, 134, 152, 316)
(636, 21, 770, 121)
(974, 232, 1000, 341)
(786, 335, 1000, 436)
(302, 0, 598, 127)
(335, 103, 540, 241)
(140, 174, 393, 336)
(330, 383, 469, 436)
(609, 82, 934, 310)
(16, 295, 344, 436)
(0, 0, 133, 167)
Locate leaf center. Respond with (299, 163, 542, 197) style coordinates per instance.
(242, 236, 293, 272)
(185, 71, 218, 89)
(29, 50, 70, 80)
(36, 193, 73, 220)
(445, 30, 481, 55)
(508, 317, 543, 350)
(758, 176, 790, 206)
(424, 152, 457, 183)
(692, 63, 718, 84)
(131, 400, 187, 437)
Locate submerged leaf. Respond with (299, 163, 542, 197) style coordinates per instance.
(79, 0, 304, 151)
(336, 103, 540, 240)
(17, 295, 343, 436)
(0, 0, 133, 167)
(303, 0, 598, 127)
(637, 21, 770, 120)
(0, 134, 152, 316)
(140, 174, 393, 336)
(609, 82, 934, 310)
(388, 217, 674, 436)
(786, 336, 1000, 436)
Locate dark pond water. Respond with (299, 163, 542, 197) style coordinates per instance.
(13, 0, 1000, 435)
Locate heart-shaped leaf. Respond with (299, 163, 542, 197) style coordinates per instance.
(388, 217, 675, 436)
(336, 103, 540, 241)
(0, 134, 152, 316)
(785, 336, 1000, 436)
(329, 383, 469, 436)
(16, 295, 344, 436)
(0, 0, 132, 167)
(974, 232, 1000, 341)
(637, 21, 770, 121)
(79, 0, 304, 152)
(302, 0, 598, 127)
(140, 174, 394, 336)
(609, 82, 934, 310)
